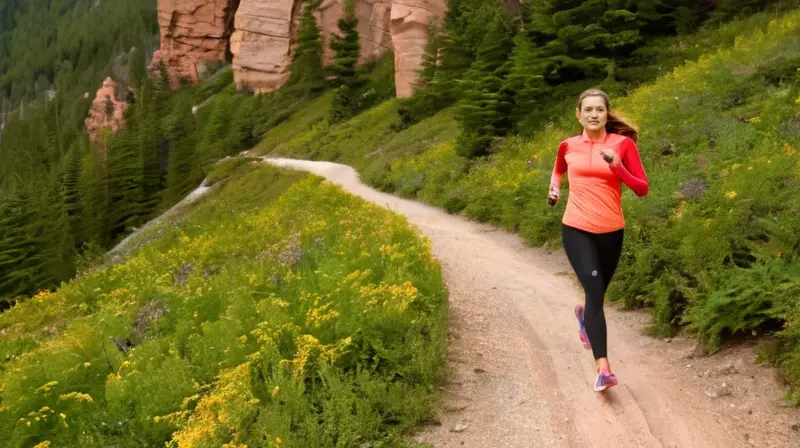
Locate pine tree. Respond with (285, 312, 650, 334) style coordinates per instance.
(78, 143, 110, 247)
(163, 94, 200, 206)
(414, 25, 444, 92)
(530, 0, 641, 83)
(456, 11, 514, 158)
(196, 96, 234, 171)
(287, 0, 325, 91)
(329, 0, 361, 87)
(106, 129, 144, 241)
(0, 182, 72, 300)
(434, 1, 495, 100)
(60, 142, 83, 246)
(328, 0, 364, 123)
(0, 193, 42, 299)
(137, 81, 167, 220)
(224, 96, 258, 155)
(504, 28, 544, 128)
(40, 174, 75, 285)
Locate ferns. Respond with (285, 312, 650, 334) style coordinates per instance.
(686, 260, 800, 351)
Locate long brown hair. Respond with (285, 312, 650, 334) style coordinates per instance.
(578, 89, 639, 143)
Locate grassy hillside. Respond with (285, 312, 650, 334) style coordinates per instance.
(254, 94, 460, 188)
(256, 8, 800, 402)
(0, 161, 447, 447)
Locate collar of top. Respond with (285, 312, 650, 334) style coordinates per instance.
(582, 129, 609, 143)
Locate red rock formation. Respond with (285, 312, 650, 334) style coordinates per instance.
(85, 77, 129, 143)
(229, 0, 304, 94)
(390, 0, 446, 98)
(230, 0, 395, 94)
(151, 0, 239, 87)
(155, 0, 447, 97)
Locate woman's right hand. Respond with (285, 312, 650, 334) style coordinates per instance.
(548, 185, 559, 207)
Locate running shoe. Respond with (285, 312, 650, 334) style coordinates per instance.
(594, 369, 618, 392)
(574, 304, 591, 350)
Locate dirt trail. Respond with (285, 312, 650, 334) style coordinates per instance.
(265, 157, 799, 448)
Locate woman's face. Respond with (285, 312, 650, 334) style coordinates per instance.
(576, 95, 608, 133)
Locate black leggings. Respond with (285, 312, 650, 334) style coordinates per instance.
(562, 224, 624, 360)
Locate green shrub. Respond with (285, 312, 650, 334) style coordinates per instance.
(685, 260, 799, 351)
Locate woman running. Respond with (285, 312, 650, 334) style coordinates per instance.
(547, 88, 649, 392)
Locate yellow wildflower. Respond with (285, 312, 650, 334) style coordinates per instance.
(672, 201, 687, 220)
(276, 437, 283, 445)
(726, 191, 737, 199)
(32, 441, 50, 448)
(59, 392, 94, 403)
(35, 381, 58, 394)
(271, 298, 289, 308)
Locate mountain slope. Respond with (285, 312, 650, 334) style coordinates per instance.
(0, 161, 447, 447)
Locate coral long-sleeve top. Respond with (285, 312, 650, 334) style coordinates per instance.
(550, 131, 649, 234)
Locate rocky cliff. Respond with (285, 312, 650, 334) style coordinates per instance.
(151, 0, 239, 87)
(154, 0, 446, 97)
(390, 0, 447, 98)
(227, 0, 304, 94)
(85, 77, 129, 143)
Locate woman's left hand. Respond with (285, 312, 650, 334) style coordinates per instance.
(600, 149, 620, 167)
